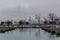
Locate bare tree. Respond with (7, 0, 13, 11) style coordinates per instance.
(48, 13, 57, 24)
(1, 21, 4, 25)
(5, 20, 12, 27)
(19, 20, 24, 25)
(43, 17, 48, 24)
(35, 14, 41, 25)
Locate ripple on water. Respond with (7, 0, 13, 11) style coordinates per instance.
(0, 28, 59, 40)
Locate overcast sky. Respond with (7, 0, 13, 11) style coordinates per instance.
(0, 0, 60, 21)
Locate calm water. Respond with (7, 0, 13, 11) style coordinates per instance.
(0, 28, 60, 40)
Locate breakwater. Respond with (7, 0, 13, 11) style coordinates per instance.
(41, 25, 60, 35)
(0, 25, 60, 35)
(0, 27, 15, 33)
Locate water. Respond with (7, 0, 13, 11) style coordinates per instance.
(0, 28, 60, 40)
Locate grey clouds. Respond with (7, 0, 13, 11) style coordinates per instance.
(0, 0, 60, 21)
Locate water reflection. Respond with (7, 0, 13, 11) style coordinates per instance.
(18, 28, 30, 32)
(56, 35, 60, 37)
(18, 28, 24, 32)
(49, 34, 56, 40)
(0, 28, 60, 40)
(35, 29, 40, 37)
(18, 28, 40, 32)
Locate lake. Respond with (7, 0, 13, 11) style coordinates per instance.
(0, 28, 60, 40)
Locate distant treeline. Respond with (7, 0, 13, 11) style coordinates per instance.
(0, 13, 60, 26)
(0, 20, 30, 26)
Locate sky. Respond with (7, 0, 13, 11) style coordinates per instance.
(0, 0, 60, 21)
